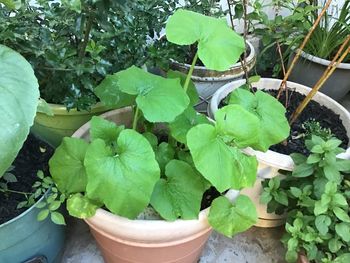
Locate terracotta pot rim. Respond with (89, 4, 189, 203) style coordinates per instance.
(209, 78, 350, 172)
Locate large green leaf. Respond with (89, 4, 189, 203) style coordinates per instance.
(169, 107, 210, 144)
(116, 66, 189, 123)
(155, 142, 175, 174)
(229, 88, 290, 151)
(166, 9, 245, 71)
(49, 137, 88, 194)
(84, 130, 160, 219)
(67, 193, 101, 219)
(0, 45, 39, 176)
(187, 124, 257, 192)
(208, 195, 257, 237)
(90, 116, 124, 145)
(150, 160, 209, 221)
(94, 74, 135, 107)
(167, 70, 199, 106)
(215, 105, 259, 148)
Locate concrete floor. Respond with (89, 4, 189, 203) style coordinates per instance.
(60, 94, 350, 263)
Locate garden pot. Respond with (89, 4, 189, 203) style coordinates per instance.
(288, 50, 350, 101)
(209, 78, 350, 227)
(31, 101, 111, 147)
(0, 190, 65, 263)
(72, 107, 240, 263)
(170, 41, 256, 113)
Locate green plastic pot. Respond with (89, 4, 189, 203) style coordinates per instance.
(0, 191, 65, 263)
(31, 102, 111, 147)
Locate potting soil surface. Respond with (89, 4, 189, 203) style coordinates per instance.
(0, 134, 53, 224)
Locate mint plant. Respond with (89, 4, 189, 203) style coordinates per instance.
(49, 10, 289, 237)
(261, 136, 350, 262)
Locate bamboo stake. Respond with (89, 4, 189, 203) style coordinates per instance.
(276, 0, 333, 99)
(290, 39, 350, 124)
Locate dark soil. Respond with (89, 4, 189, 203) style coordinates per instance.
(220, 89, 348, 155)
(201, 187, 222, 210)
(0, 134, 53, 224)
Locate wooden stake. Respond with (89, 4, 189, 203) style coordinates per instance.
(289, 38, 350, 124)
(276, 0, 333, 99)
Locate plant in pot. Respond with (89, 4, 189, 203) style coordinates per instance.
(261, 135, 350, 263)
(0, 0, 177, 146)
(209, 0, 350, 227)
(0, 44, 65, 263)
(149, 0, 256, 113)
(47, 9, 290, 263)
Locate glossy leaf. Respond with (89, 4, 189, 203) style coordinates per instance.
(155, 142, 175, 174)
(67, 193, 100, 219)
(169, 107, 210, 144)
(335, 223, 350, 242)
(166, 9, 245, 71)
(208, 195, 257, 237)
(116, 66, 189, 123)
(0, 45, 40, 176)
(150, 160, 209, 221)
(90, 116, 124, 145)
(228, 88, 290, 151)
(51, 212, 66, 225)
(84, 130, 160, 219)
(187, 124, 257, 192)
(49, 137, 88, 194)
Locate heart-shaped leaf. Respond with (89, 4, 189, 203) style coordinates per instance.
(116, 66, 190, 123)
(49, 137, 88, 194)
(155, 142, 175, 174)
(187, 124, 257, 192)
(90, 116, 124, 145)
(0, 45, 40, 176)
(229, 88, 290, 151)
(169, 107, 210, 144)
(94, 74, 136, 107)
(150, 160, 209, 220)
(166, 9, 245, 71)
(208, 195, 257, 237)
(84, 130, 160, 219)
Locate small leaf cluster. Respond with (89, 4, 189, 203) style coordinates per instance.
(0, 0, 177, 110)
(0, 166, 17, 191)
(261, 136, 350, 262)
(48, 10, 289, 238)
(301, 119, 334, 141)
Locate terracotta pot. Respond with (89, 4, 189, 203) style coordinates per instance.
(297, 253, 309, 263)
(72, 107, 240, 263)
(170, 41, 256, 113)
(209, 78, 350, 227)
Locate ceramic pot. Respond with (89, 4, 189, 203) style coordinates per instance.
(31, 101, 111, 147)
(209, 78, 350, 227)
(288, 50, 350, 101)
(72, 107, 240, 263)
(0, 190, 65, 263)
(170, 41, 256, 113)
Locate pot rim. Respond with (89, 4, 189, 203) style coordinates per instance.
(296, 49, 350, 69)
(209, 78, 350, 171)
(0, 188, 49, 228)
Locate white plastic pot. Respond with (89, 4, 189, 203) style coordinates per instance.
(72, 107, 240, 263)
(170, 41, 256, 113)
(209, 78, 350, 227)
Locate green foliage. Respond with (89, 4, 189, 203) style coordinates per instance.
(301, 119, 334, 141)
(166, 9, 245, 71)
(0, 0, 177, 110)
(261, 136, 350, 262)
(0, 45, 39, 177)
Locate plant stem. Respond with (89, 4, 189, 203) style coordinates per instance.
(184, 51, 198, 93)
(132, 106, 140, 131)
(0, 188, 32, 195)
(276, 0, 333, 99)
(290, 38, 350, 124)
(78, 10, 94, 62)
(276, 41, 288, 107)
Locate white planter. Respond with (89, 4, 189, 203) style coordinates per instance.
(72, 107, 240, 263)
(170, 41, 256, 113)
(209, 78, 350, 227)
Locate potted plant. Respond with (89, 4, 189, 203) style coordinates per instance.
(0, 44, 65, 263)
(261, 135, 350, 263)
(0, 0, 176, 146)
(150, 0, 256, 113)
(48, 9, 289, 263)
(288, 0, 350, 101)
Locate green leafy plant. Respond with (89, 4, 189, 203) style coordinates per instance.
(261, 135, 350, 262)
(0, 0, 177, 110)
(49, 10, 289, 237)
